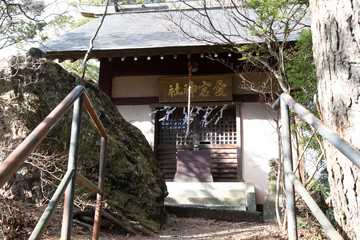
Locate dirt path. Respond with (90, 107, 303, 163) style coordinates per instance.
(67, 215, 326, 240)
(0, 198, 327, 240)
(65, 216, 286, 240)
(70, 215, 328, 240)
(119, 216, 287, 240)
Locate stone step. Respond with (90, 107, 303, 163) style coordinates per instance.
(166, 204, 263, 222)
(166, 189, 246, 198)
(165, 196, 247, 207)
(165, 182, 257, 212)
(166, 182, 254, 191)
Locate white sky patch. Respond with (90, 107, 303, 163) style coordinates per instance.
(0, 47, 21, 58)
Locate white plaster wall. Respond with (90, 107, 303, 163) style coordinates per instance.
(116, 105, 155, 149)
(112, 76, 159, 98)
(241, 102, 279, 204)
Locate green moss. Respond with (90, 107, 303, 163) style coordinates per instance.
(105, 190, 162, 232)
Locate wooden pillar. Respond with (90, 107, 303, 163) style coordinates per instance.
(150, 106, 156, 151)
(236, 104, 243, 181)
(98, 58, 113, 97)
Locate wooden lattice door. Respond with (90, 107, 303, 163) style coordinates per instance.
(155, 107, 238, 181)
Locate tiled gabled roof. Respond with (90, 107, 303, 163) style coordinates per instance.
(41, 2, 305, 59)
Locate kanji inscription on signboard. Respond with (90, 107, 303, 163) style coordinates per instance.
(159, 75, 232, 102)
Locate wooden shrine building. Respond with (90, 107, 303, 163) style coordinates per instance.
(40, 1, 297, 205)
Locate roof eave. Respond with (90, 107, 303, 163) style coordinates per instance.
(46, 44, 238, 61)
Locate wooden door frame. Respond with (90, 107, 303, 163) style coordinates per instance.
(154, 103, 242, 181)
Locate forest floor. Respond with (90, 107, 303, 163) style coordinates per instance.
(0, 198, 328, 240)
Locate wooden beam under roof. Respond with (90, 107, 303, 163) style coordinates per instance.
(46, 45, 238, 62)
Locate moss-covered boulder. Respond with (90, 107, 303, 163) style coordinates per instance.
(0, 56, 167, 233)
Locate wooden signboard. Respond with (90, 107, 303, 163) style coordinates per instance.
(159, 75, 233, 102)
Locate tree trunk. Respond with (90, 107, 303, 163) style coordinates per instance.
(309, 1, 360, 239)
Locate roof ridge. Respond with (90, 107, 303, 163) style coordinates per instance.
(79, 0, 239, 17)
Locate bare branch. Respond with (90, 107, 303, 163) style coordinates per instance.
(294, 131, 315, 173)
(304, 153, 325, 187)
(163, 0, 308, 94)
(81, 0, 109, 79)
(1, 0, 43, 21)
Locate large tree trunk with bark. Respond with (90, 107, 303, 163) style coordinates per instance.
(309, 1, 360, 239)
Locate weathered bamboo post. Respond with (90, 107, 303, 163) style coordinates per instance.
(280, 97, 298, 240)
